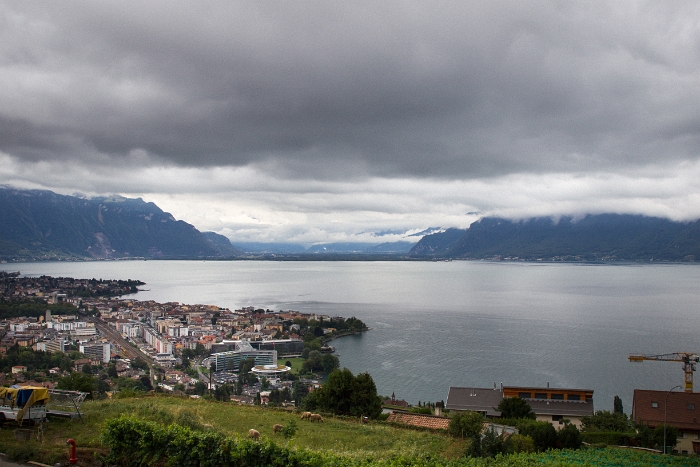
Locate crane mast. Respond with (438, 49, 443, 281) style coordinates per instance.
(629, 352, 700, 392)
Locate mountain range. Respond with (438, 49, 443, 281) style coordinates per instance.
(409, 215, 700, 261)
(2, 187, 699, 262)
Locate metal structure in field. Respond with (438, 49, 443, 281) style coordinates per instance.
(46, 389, 89, 421)
(0, 387, 89, 424)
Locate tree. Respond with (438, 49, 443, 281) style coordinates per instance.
(115, 377, 148, 392)
(95, 377, 111, 395)
(131, 357, 148, 371)
(239, 358, 257, 385)
(139, 375, 153, 391)
(557, 423, 582, 449)
(613, 395, 624, 414)
(280, 387, 291, 402)
(448, 411, 484, 438)
(497, 396, 535, 420)
(322, 354, 340, 372)
(292, 381, 309, 406)
(581, 410, 629, 432)
(214, 384, 232, 401)
(302, 350, 339, 374)
(268, 388, 290, 406)
(517, 420, 558, 452)
(504, 433, 535, 454)
(303, 368, 382, 418)
(478, 427, 507, 458)
(352, 371, 383, 418)
(57, 372, 95, 396)
(193, 381, 208, 396)
(180, 356, 190, 370)
(637, 424, 679, 451)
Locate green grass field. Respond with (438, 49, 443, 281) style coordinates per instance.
(2, 395, 700, 466)
(0, 395, 463, 465)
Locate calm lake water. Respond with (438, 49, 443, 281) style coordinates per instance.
(3, 260, 699, 413)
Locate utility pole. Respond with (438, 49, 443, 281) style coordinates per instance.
(664, 385, 682, 454)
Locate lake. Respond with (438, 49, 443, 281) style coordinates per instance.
(2, 259, 698, 412)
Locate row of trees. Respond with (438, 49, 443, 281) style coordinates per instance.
(300, 350, 339, 374)
(580, 407, 678, 451)
(0, 298, 78, 319)
(449, 396, 679, 458)
(448, 409, 582, 457)
(0, 345, 78, 374)
(56, 370, 153, 397)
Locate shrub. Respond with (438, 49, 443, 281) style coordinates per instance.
(556, 423, 582, 449)
(516, 420, 558, 452)
(281, 419, 297, 439)
(448, 411, 484, 438)
(176, 409, 204, 431)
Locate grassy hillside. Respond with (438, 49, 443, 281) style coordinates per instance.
(3, 395, 700, 466)
(0, 395, 463, 465)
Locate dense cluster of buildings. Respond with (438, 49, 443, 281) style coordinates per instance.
(1, 272, 333, 398)
(6, 272, 700, 454)
(4, 295, 327, 369)
(97, 299, 327, 361)
(0, 271, 142, 302)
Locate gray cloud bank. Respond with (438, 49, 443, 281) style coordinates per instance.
(2, 1, 700, 242)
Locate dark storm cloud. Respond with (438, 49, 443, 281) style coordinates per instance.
(3, 1, 699, 180)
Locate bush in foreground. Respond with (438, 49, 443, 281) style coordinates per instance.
(100, 415, 700, 467)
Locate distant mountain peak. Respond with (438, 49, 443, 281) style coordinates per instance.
(0, 187, 242, 260)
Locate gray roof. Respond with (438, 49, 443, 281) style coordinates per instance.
(445, 387, 504, 417)
(524, 399, 594, 417)
(446, 386, 595, 418)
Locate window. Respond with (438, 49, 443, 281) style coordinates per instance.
(651, 402, 659, 408)
(552, 415, 563, 421)
(550, 393, 564, 400)
(534, 393, 547, 399)
(689, 404, 695, 410)
(567, 394, 581, 401)
(518, 392, 531, 399)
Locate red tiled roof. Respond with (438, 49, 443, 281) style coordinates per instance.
(633, 390, 700, 431)
(386, 411, 450, 430)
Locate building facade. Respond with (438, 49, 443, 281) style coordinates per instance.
(211, 341, 277, 372)
(632, 389, 700, 455)
(79, 342, 111, 363)
(446, 385, 594, 429)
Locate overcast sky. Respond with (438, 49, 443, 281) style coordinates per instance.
(2, 1, 700, 244)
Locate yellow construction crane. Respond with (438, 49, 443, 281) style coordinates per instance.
(629, 352, 700, 392)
